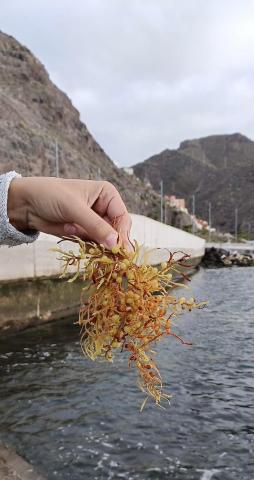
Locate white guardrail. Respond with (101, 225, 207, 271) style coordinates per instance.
(0, 214, 205, 282)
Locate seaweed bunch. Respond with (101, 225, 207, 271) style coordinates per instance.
(54, 238, 205, 410)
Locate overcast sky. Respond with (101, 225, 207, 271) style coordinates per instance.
(1, 0, 254, 166)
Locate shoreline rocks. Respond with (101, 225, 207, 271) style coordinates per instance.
(202, 247, 254, 268)
(0, 442, 46, 479)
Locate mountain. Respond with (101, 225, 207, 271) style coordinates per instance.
(0, 31, 159, 218)
(132, 133, 254, 233)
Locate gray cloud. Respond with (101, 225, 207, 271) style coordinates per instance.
(1, 0, 254, 165)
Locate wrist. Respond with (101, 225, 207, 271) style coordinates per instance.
(7, 177, 29, 231)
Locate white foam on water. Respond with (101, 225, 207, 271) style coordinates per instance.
(199, 469, 220, 480)
(101, 441, 114, 448)
(219, 451, 227, 458)
(146, 467, 162, 473)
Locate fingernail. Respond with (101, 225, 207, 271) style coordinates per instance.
(105, 232, 118, 249)
(64, 224, 77, 235)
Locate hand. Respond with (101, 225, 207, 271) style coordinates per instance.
(7, 177, 132, 249)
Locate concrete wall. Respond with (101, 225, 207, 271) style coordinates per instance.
(0, 214, 205, 282)
(0, 236, 76, 282)
(131, 214, 204, 258)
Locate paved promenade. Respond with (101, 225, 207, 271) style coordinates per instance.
(206, 242, 254, 252)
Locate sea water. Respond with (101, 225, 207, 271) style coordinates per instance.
(0, 267, 253, 479)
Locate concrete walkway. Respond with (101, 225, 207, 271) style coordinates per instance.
(0, 443, 46, 480)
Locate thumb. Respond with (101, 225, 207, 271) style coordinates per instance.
(69, 206, 119, 249)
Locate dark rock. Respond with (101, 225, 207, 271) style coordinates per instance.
(0, 31, 160, 219)
(202, 247, 230, 268)
(202, 247, 254, 268)
(132, 133, 254, 234)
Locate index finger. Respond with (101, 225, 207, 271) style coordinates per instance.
(94, 182, 132, 249)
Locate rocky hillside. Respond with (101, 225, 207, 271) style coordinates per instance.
(133, 133, 254, 233)
(0, 31, 159, 218)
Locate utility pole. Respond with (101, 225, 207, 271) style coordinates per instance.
(208, 202, 212, 243)
(164, 198, 167, 224)
(192, 194, 195, 234)
(55, 139, 59, 177)
(160, 180, 164, 223)
(235, 208, 238, 242)
(248, 222, 251, 241)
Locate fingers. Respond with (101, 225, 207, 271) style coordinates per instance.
(70, 206, 119, 249)
(64, 217, 133, 251)
(30, 218, 68, 238)
(110, 211, 132, 250)
(63, 223, 88, 239)
(95, 211, 132, 249)
(28, 210, 113, 246)
(65, 181, 132, 249)
(93, 182, 132, 249)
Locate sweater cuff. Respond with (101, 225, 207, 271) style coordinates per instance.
(0, 171, 39, 246)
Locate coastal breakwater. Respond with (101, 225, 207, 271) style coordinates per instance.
(203, 243, 254, 268)
(0, 214, 205, 335)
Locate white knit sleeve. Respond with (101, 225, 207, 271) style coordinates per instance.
(0, 171, 39, 246)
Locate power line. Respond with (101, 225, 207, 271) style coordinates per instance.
(160, 180, 164, 223)
(208, 202, 212, 242)
(235, 207, 238, 242)
(192, 194, 195, 234)
(248, 222, 251, 240)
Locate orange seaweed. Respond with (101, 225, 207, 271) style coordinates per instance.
(54, 238, 205, 410)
